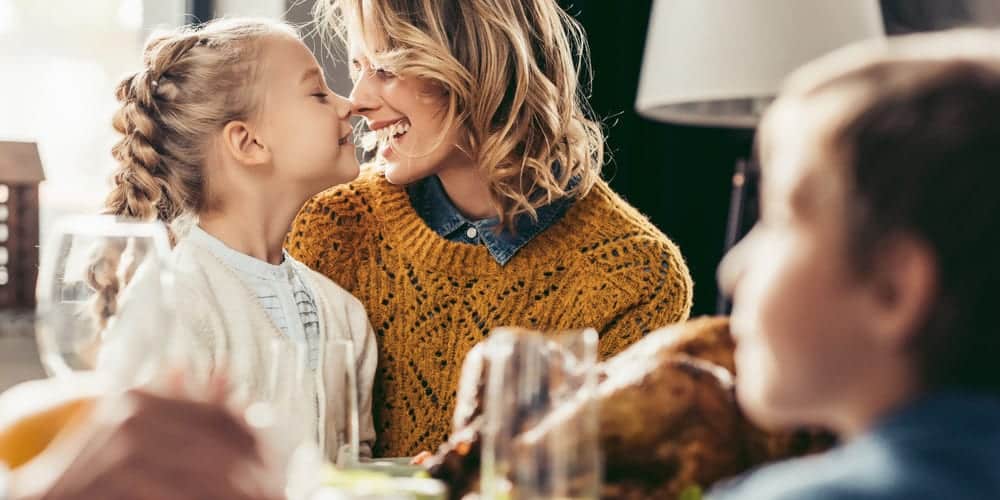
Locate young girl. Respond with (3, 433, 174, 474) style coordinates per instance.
(712, 30, 1000, 499)
(290, 0, 693, 457)
(92, 18, 376, 460)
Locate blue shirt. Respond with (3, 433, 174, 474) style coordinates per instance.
(406, 174, 574, 265)
(708, 391, 1000, 500)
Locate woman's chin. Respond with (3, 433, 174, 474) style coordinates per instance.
(381, 161, 420, 185)
(382, 163, 408, 185)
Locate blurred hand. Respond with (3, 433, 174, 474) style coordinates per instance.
(11, 377, 285, 500)
(411, 450, 433, 465)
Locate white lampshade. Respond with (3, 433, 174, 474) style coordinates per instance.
(636, 0, 885, 128)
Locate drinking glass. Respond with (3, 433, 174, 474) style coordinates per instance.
(264, 337, 361, 500)
(325, 338, 360, 467)
(479, 328, 601, 500)
(34, 215, 176, 387)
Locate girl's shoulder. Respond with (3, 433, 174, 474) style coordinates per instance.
(286, 256, 374, 345)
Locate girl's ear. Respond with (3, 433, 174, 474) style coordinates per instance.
(221, 120, 271, 167)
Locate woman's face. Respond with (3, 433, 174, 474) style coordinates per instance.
(348, 37, 467, 185)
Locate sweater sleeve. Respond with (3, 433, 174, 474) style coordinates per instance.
(597, 237, 694, 359)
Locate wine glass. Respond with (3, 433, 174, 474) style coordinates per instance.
(325, 337, 360, 467)
(34, 215, 176, 388)
(480, 328, 601, 500)
(263, 336, 361, 500)
(262, 336, 360, 463)
(266, 337, 314, 446)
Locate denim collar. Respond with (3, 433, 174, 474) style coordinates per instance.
(407, 174, 574, 265)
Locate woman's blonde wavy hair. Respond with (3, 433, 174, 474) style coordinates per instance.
(315, 0, 605, 229)
(89, 18, 296, 329)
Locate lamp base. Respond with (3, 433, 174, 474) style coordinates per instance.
(716, 156, 760, 314)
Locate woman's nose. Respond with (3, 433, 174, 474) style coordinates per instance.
(332, 93, 352, 119)
(349, 75, 379, 116)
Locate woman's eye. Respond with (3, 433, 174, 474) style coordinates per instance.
(374, 68, 395, 80)
(312, 92, 329, 102)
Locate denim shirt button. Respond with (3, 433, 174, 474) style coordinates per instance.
(465, 227, 478, 239)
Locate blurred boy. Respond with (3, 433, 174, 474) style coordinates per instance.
(712, 30, 1000, 500)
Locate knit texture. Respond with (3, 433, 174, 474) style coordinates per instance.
(287, 169, 693, 457)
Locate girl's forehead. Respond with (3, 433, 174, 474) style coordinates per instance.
(261, 35, 313, 72)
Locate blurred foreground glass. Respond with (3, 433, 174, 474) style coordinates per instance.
(266, 337, 361, 500)
(480, 328, 601, 500)
(0, 216, 176, 471)
(311, 468, 447, 500)
(34, 215, 177, 386)
(326, 338, 361, 467)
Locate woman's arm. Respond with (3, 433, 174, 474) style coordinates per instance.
(596, 238, 694, 359)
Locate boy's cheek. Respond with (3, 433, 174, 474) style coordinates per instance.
(734, 338, 788, 428)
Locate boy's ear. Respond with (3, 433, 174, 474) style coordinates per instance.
(868, 235, 938, 350)
(221, 120, 271, 167)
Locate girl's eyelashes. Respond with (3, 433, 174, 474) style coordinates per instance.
(312, 91, 329, 102)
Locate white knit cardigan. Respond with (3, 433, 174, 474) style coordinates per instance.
(107, 236, 378, 461)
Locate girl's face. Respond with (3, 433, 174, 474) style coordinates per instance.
(256, 35, 359, 194)
(348, 38, 468, 185)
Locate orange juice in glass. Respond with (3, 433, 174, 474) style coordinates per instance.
(0, 377, 99, 469)
(0, 216, 177, 470)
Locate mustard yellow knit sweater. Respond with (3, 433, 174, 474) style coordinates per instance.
(287, 169, 693, 457)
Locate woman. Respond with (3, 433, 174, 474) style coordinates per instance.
(289, 0, 693, 457)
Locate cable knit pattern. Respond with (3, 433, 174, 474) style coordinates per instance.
(287, 168, 693, 457)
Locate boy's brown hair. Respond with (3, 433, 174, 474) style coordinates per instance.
(759, 30, 1000, 392)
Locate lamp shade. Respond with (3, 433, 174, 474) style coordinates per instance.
(636, 0, 885, 128)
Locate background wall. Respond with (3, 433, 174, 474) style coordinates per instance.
(284, 0, 353, 97)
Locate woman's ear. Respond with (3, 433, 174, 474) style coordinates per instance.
(867, 235, 938, 350)
(221, 120, 271, 167)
